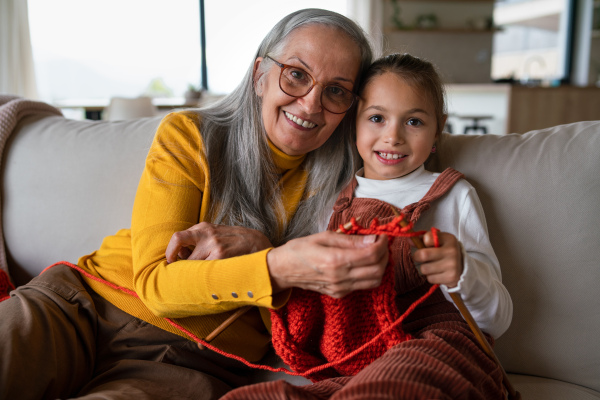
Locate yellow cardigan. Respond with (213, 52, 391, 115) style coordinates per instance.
(78, 112, 308, 361)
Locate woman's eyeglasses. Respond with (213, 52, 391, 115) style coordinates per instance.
(266, 56, 356, 114)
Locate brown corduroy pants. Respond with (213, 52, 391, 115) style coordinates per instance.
(0, 264, 258, 400)
(221, 322, 504, 400)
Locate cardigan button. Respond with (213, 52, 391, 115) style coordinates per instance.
(211, 294, 218, 300)
(247, 291, 254, 298)
(231, 292, 238, 298)
(333, 197, 350, 212)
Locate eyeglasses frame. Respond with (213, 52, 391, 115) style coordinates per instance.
(265, 56, 357, 114)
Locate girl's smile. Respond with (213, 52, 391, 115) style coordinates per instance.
(375, 151, 408, 163)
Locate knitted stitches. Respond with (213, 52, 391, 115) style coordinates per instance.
(270, 216, 437, 381)
(270, 168, 465, 382)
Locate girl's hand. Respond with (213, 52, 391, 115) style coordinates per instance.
(266, 231, 389, 298)
(165, 222, 273, 263)
(412, 231, 463, 288)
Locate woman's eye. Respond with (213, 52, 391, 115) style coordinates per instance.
(368, 115, 384, 123)
(290, 69, 307, 81)
(325, 86, 345, 97)
(407, 118, 423, 126)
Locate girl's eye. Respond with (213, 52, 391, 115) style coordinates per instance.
(407, 118, 423, 126)
(369, 115, 384, 123)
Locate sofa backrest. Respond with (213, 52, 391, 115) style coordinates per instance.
(2, 114, 161, 285)
(427, 121, 600, 393)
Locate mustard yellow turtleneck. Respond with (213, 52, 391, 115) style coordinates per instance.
(78, 111, 308, 361)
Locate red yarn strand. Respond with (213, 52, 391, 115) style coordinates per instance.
(40, 214, 439, 378)
(0, 269, 15, 302)
(299, 283, 439, 377)
(431, 227, 440, 248)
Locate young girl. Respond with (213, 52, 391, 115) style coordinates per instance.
(226, 53, 513, 399)
(342, 52, 512, 340)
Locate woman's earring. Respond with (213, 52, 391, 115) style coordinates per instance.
(431, 145, 437, 154)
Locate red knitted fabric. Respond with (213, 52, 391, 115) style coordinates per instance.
(270, 217, 435, 381)
(0, 269, 15, 302)
(270, 168, 465, 382)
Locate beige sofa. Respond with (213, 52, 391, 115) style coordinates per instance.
(2, 99, 599, 399)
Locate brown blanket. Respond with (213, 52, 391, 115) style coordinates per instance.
(0, 95, 62, 282)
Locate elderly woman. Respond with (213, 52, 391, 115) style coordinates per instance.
(0, 8, 384, 400)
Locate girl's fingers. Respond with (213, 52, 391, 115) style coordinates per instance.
(413, 231, 463, 287)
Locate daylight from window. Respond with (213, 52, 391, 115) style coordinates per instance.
(28, 0, 347, 105)
(491, 0, 571, 84)
(28, 0, 201, 104)
(203, 1, 347, 94)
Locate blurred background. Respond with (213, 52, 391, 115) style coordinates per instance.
(2, 0, 599, 133)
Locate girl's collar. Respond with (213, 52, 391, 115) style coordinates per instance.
(355, 165, 429, 193)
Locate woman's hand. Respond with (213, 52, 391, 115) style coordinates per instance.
(165, 222, 273, 263)
(412, 231, 463, 288)
(266, 231, 389, 299)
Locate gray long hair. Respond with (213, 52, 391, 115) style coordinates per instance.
(194, 9, 373, 246)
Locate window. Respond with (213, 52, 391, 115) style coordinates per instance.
(28, 0, 201, 104)
(491, 0, 575, 84)
(28, 0, 348, 107)
(203, 1, 347, 94)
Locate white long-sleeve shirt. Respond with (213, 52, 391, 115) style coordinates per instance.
(323, 165, 513, 339)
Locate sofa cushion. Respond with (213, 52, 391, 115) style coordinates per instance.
(428, 121, 600, 394)
(508, 374, 600, 400)
(2, 114, 161, 285)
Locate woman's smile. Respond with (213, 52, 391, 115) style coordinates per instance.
(284, 111, 317, 129)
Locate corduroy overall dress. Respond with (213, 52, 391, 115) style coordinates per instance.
(224, 168, 504, 400)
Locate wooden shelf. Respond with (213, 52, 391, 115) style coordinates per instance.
(386, 28, 499, 34)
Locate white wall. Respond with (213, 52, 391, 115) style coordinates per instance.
(445, 84, 511, 135)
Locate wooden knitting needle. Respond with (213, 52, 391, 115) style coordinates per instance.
(390, 207, 521, 400)
(197, 305, 253, 350)
(336, 217, 360, 233)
